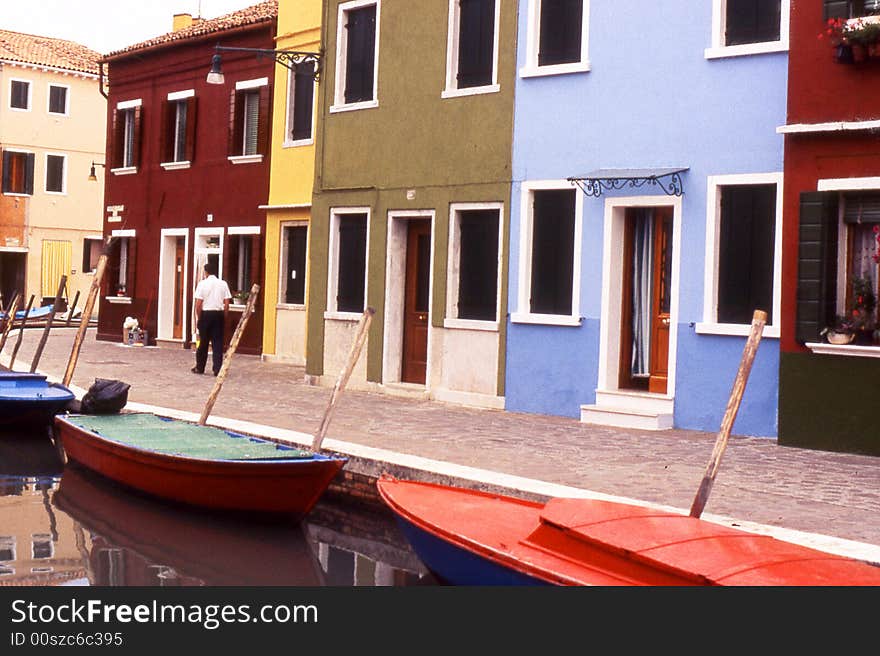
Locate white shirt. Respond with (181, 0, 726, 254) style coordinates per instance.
(194, 274, 232, 311)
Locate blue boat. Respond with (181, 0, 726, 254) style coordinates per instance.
(0, 372, 75, 429)
(0, 304, 54, 322)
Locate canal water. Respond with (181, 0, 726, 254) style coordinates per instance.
(0, 430, 438, 587)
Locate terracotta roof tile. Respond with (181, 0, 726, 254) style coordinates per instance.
(104, 0, 277, 60)
(0, 29, 101, 75)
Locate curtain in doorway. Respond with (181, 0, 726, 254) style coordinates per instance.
(631, 210, 653, 378)
(41, 240, 71, 298)
(192, 250, 207, 335)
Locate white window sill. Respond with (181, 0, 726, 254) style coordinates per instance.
(2, 192, 32, 197)
(443, 318, 499, 332)
(283, 139, 314, 148)
(510, 312, 582, 327)
(441, 84, 500, 99)
(9, 107, 31, 112)
(805, 342, 880, 358)
(48, 112, 69, 118)
(160, 161, 191, 170)
(228, 155, 263, 165)
(111, 167, 137, 176)
(229, 303, 247, 311)
(695, 322, 780, 339)
(704, 41, 788, 60)
(105, 296, 132, 304)
(519, 61, 591, 78)
(329, 100, 378, 114)
(45, 190, 66, 196)
(324, 311, 362, 322)
(277, 303, 306, 311)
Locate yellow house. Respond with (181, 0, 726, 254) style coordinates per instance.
(0, 30, 105, 316)
(260, 0, 322, 364)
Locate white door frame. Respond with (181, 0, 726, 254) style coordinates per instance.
(597, 195, 682, 398)
(157, 228, 189, 341)
(382, 209, 435, 385)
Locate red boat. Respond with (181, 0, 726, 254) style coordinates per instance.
(54, 412, 346, 518)
(377, 476, 880, 586)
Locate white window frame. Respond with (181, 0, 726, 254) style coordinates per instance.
(47, 83, 70, 115)
(44, 152, 67, 195)
(284, 66, 316, 147)
(107, 228, 136, 302)
(520, 0, 591, 78)
(697, 172, 783, 338)
(162, 89, 194, 168)
(226, 79, 268, 164)
(511, 180, 583, 326)
(9, 78, 31, 111)
(445, 202, 504, 331)
(706, 0, 790, 59)
(331, 0, 381, 113)
(112, 99, 142, 175)
(279, 220, 310, 308)
(443, 0, 501, 98)
(82, 235, 104, 274)
(326, 206, 370, 319)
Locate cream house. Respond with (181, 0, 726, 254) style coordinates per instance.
(0, 30, 105, 315)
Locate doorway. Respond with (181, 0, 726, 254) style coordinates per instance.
(619, 206, 673, 395)
(401, 220, 431, 383)
(158, 230, 189, 342)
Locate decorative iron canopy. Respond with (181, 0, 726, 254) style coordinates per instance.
(567, 167, 689, 198)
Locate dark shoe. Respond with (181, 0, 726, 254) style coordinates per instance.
(191, 367, 203, 374)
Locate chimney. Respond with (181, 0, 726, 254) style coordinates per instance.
(173, 13, 193, 31)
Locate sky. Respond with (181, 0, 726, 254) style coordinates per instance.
(1, 0, 262, 55)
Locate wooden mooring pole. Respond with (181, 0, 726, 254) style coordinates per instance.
(30, 275, 67, 373)
(0, 292, 21, 355)
(8, 294, 35, 370)
(198, 284, 260, 426)
(63, 238, 112, 387)
(690, 309, 767, 519)
(311, 306, 375, 452)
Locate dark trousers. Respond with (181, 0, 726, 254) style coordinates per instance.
(195, 310, 225, 374)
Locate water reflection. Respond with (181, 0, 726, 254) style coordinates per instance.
(0, 429, 435, 587)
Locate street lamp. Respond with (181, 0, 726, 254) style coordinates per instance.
(206, 44, 322, 85)
(88, 162, 106, 181)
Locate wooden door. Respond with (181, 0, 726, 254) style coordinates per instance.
(648, 208, 672, 394)
(619, 207, 673, 394)
(401, 220, 431, 384)
(172, 237, 185, 339)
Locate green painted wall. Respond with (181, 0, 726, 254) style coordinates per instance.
(779, 352, 880, 456)
(308, 0, 517, 389)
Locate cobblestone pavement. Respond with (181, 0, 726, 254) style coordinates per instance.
(3, 327, 879, 554)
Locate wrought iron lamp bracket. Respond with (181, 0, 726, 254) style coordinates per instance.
(213, 45, 323, 81)
(567, 168, 688, 198)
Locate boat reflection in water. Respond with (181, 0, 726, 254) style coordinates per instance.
(0, 432, 433, 587)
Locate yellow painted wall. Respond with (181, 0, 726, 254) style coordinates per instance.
(262, 0, 321, 359)
(0, 63, 105, 311)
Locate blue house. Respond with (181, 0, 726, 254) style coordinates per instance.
(505, 0, 789, 436)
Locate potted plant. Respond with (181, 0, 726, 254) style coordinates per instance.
(821, 16, 880, 63)
(821, 315, 858, 344)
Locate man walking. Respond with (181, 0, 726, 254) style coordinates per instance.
(192, 261, 232, 376)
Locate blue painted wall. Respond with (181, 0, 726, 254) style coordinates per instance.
(506, 1, 787, 436)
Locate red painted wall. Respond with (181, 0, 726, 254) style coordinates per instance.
(97, 25, 274, 355)
(781, 4, 880, 353)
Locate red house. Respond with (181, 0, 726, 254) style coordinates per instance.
(780, 1, 880, 455)
(96, 2, 277, 355)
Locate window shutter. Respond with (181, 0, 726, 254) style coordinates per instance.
(824, 0, 851, 21)
(24, 153, 35, 195)
(842, 192, 880, 223)
(344, 5, 377, 103)
(257, 85, 270, 155)
(228, 89, 243, 156)
(726, 0, 780, 45)
(530, 189, 575, 315)
(1, 151, 10, 193)
(286, 226, 308, 304)
(111, 108, 124, 168)
(185, 96, 197, 162)
(796, 192, 839, 344)
(292, 63, 315, 141)
(160, 101, 172, 163)
(131, 106, 143, 168)
(457, 0, 495, 88)
(539, 0, 583, 66)
(458, 210, 499, 320)
(336, 214, 368, 312)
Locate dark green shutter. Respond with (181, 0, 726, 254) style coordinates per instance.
(1, 151, 10, 193)
(458, 210, 499, 320)
(824, 0, 852, 21)
(539, 0, 583, 66)
(726, 0, 781, 45)
(344, 5, 377, 104)
(530, 189, 576, 315)
(796, 192, 839, 344)
(457, 0, 495, 88)
(337, 214, 367, 312)
(292, 63, 315, 141)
